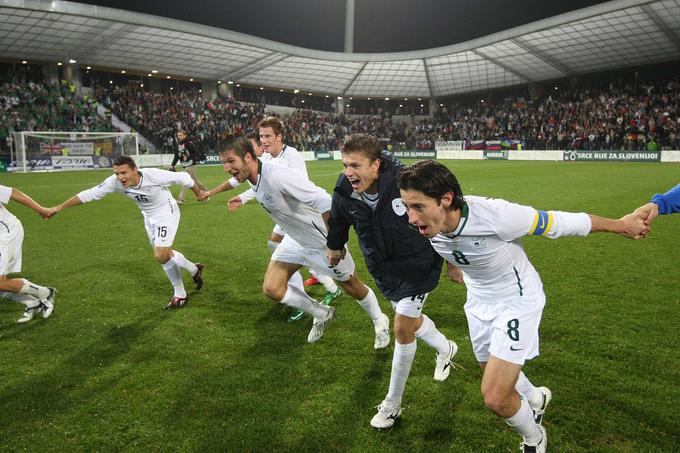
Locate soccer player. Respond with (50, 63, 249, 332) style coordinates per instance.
(220, 136, 388, 344)
(326, 134, 457, 429)
(633, 182, 680, 225)
(0, 185, 56, 323)
(170, 129, 207, 204)
(48, 155, 204, 309)
(396, 159, 648, 452)
(203, 124, 342, 320)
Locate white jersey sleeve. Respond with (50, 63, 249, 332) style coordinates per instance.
(276, 170, 332, 213)
(228, 177, 241, 188)
(146, 168, 194, 188)
(239, 188, 257, 204)
(77, 175, 119, 203)
(279, 146, 308, 178)
(0, 185, 11, 204)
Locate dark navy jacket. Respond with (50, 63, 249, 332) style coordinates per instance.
(327, 152, 442, 301)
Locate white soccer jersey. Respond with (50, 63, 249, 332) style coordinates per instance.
(430, 196, 591, 305)
(0, 185, 20, 234)
(250, 160, 332, 250)
(239, 145, 308, 204)
(77, 168, 194, 221)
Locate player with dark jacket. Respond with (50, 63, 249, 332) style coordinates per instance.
(326, 133, 458, 429)
(170, 129, 207, 204)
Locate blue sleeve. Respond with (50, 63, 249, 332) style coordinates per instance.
(651, 183, 680, 215)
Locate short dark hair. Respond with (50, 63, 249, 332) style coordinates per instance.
(258, 116, 284, 136)
(113, 155, 137, 169)
(246, 131, 260, 145)
(396, 160, 465, 210)
(342, 133, 381, 161)
(219, 135, 256, 160)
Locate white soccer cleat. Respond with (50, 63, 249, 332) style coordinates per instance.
(307, 306, 336, 343)
(521, 424, 547, 453)
(17, 306, 40, 324)
(370, 399, 402, 429)
(530, 387, 552, 425)
(434, 340, 459, 382)
(373, 312, 390, 350)
(41, 287, 57, 319)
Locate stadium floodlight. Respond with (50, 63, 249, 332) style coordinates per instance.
(21, 60, 27, 64)
(280, 89, 284, 92)
(121, 70, 126, 74)
(367, 97, 371, 100)
(68, 59, 76, 64)
(293, 89, 300, 94)
(189, 78, 194, 82)
(166, 76, 171, 79)
(151, 69, 158, 73)
(147, 73, 152, 77)
(337, 96, 342, 100)
(308, 92, 312, 95)
(87, 66, 91, 70)
(385, 97, 390, 100)
(57, 62, 62, 66)
(259, 87, 263, 90)
(236, 84, 240, 87)
(227, 80, 234, 85)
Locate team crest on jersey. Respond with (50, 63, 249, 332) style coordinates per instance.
(472, 237, 487, 249)
(263, 194, 274, 204)
(392, 198, 407, 216)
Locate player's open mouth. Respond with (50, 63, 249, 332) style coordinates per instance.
(348, 178, 360, 188)
(417, 225, 427, 234)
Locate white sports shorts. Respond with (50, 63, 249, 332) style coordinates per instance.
(271, 235, 355, 282)
(144, 213, 180, 247)
(0, 221, 23, 275)
(272, 223, 285, 237)
(389, 292, 430, 318)
(465, 291, 545, 365)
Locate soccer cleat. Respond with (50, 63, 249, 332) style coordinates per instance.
(373, 312, 390, 350)
(164, 295, 188, 310)
(192, 263, 204, 290)
(370, 399, 402, 429)
(322, 288, 342, 305)
(521, 424, 547, 453)
(288, 309, 305, 322)
(307, 306, 336, 343)
(303, 276, 320, 286)
(41, 287, 57, 319)
(434, 340, 459, 382)
(530, 387, 552, 425)
(17, 305, 40, 323)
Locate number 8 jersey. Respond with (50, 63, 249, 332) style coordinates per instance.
(430, 196, 592, 304)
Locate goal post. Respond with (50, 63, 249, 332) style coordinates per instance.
(10, 131, 139, 172)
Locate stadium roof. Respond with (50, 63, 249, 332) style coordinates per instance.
(1, 0, 679, 98)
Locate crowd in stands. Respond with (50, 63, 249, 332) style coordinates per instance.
(2, 69, 679, 156)
(0, 81, 111, 154)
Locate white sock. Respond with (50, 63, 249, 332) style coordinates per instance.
(356, 286, 383, 324)
(161, 260, 186, 298)
(505, 395, 543, 445)
(385, 340, 417, 404)
(19, 279, 50, 300)
(316, 274, 338, 293)
(415, 314, 450, 355)
(281, 284, 330, 320)
(172, 250, 198, 275)
(267, 240, 279, 253)
(0, 291, 41, 308)
(515, 371, 540, 407)
(288, 271, 305, 293)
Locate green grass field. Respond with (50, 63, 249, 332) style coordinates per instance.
(1, 160, 678, 452)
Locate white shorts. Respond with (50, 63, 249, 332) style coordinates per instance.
(389, 292, 430, 318)
(272, 224, 285, 237)
(465, 292, 544, 365)
(0, 221, 23, 275)
(271, 235, 355, 282)
(144, 213, 180, 247)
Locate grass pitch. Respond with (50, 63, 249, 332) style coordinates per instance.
(1, 160, 678, 452)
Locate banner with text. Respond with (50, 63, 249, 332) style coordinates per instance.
(51, 155, 95, 169)
(563, 151, 661, 162)
(391, 150, 437, 159)
(435, 141, 465, 151)
(483, 150, 508, 160)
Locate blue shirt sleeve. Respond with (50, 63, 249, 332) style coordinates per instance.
(651, 183, 680, 215)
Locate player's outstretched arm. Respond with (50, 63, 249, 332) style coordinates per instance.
(202, 180, 237, 200)
(10, 188, 50, 219)
(589, 213, 648, 239)
(48, 195, 84, 219)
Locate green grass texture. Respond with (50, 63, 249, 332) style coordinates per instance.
(1, 160, 678, 452)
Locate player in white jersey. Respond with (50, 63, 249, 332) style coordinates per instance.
(396, 160, 647, 453)
(218, 136, 388, 344)
(202, 125, 343, 320)
(48, 155, 205, 309)
(0, 185, 56, 323)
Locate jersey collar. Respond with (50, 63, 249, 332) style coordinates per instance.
(443, 203, 469, 238)
(252, 159, 263, 191)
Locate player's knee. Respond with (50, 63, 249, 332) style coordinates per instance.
(262, 280, 286, 301)
(153, 248, 172, 264)
(393, 321, 416, 343)
(0, 276, 11, 291)
(481, 385, 510, 416)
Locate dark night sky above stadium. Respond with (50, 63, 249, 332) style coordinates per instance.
(79, 0, 611, 53)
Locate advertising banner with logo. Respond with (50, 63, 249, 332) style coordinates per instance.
(483, 150, 509, 160)
(435, 141, 465, 151)
(61, 142, 95, 155)
(391, 150, 437, 158)
(314, 151, 334, 160)
(563, 151, 661, 162)
(51, 156, 95, 169)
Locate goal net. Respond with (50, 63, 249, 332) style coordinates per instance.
(10, 131, 139, 172)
